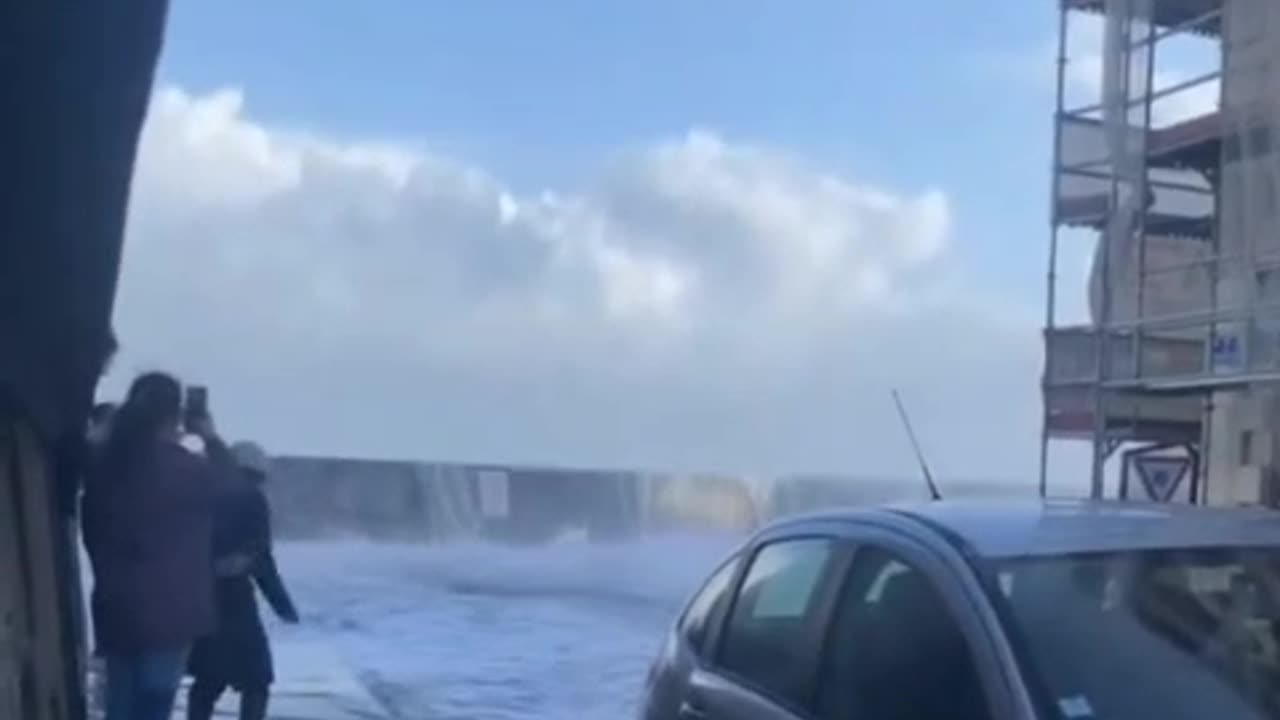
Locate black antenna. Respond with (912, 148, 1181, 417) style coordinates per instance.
(891, 389, 942, 501)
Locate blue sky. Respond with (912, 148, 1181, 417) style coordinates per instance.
(107, 2, 1121, 485)
(160, 0, 1061, 305)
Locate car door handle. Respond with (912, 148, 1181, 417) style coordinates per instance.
(678, 700, 710, 720)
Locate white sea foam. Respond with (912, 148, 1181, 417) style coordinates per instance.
(273, 532, 740, 719)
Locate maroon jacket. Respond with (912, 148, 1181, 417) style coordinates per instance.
(83, 438, 228, 655)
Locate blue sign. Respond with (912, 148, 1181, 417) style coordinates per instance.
(1213, 334, 1243, 372)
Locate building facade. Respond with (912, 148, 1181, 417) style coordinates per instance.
(1043, 0, 1280, 505)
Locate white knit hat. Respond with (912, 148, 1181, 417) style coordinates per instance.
(231, 441, 270, 476)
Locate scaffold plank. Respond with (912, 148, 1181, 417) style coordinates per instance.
(1064, 0, 1222, 36)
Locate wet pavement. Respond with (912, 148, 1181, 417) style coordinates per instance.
(279, 534, 733, 719)
(84, 533, 735, 719)
(88, 641, 386, 720)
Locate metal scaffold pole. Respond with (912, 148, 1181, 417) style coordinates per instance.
(1040, 4, 1069, 499)
(1132, 14, 1158, 420)
(1199, 18, 1229, 506)
(1091, 4, 1133, 500)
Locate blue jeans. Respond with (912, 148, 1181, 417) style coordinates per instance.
(104, 650, 188, 720)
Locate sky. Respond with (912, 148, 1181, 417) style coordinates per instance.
(102, 2, 1217, 488)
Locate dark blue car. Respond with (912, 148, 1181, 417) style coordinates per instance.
(641, 500, 1280, 720)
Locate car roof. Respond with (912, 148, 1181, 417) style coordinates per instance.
(787, 498, 1280, 559)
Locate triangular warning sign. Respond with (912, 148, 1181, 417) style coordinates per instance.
(1135, 455, 1191, 502)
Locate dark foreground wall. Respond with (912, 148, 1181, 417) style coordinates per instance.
(1, 3, 170, 719)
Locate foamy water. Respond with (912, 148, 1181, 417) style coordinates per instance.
(272, 532, 741, 719)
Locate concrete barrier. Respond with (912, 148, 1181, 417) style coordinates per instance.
(267, 457, 646, 543)
(264, 456, 1034, 542)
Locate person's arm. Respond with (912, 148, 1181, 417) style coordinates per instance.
(248, 490, 299, 622)
(184, 418, 242, 574)
(214, 551, 254, 577)
(212, 495, 261, 577)
(196, 428, 237, 493)
(80, 481, 103, 562)
(78, 438, 111, 562)
(54, 431, 85, 518)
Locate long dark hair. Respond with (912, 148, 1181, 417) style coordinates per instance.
(97, 372, 183, 482)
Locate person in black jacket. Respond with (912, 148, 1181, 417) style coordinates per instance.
(186, 441, 299, 720)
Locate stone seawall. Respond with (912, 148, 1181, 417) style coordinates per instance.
(264, 456, 1032, 542)
(267, 456, 643, 542)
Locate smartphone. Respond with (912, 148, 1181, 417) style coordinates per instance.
(184, 385, 209, 430)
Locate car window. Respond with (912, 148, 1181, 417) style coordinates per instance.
(678, 555, 739, 653)
(717, 538, 835, 710)
(815, 547, 992, 720)
(995, 548, 1280, 720)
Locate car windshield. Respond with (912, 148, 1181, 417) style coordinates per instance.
(992, 547, 1280, 720)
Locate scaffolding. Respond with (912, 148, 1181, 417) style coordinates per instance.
(1040, 0, 1270, 500)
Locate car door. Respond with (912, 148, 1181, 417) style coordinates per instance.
(809, 526, 1021, 720)
(681, 534, 851, 720)
(643, 553, 743, 720)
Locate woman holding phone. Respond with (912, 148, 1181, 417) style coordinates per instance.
(82, 372, 234, 720)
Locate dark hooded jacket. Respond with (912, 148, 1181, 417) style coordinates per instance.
(82, 438, 227, 654)
(187, 481, 296, 688)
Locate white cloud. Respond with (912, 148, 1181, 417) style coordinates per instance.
(108, 86, 1044, 480)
